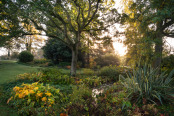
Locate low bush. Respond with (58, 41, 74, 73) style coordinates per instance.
(16, 72, 41, 82)
(81, 76, 102, 87)
(126, 104, 160, 116)
(162, 54, 174, 72)
(8, 82, 65, 115)
(16, 68, 74, 85)
(95, 54, 120, 67)
(82, 68, 95, 76)
(95, 82, 129, 115)
(18, 51, 34, 63)
(33, 58, 48, 64)
(58, 62, 71, 68)
(119, 65, 174, 105)
(98, 65, 119, 81)
(67, 85, 96, 116)
(39, 68, 74, 84)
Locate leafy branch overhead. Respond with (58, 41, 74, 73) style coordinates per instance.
(16, 0, 117, 48)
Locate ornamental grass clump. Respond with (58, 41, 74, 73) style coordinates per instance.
(8, 82, 65, 115)
(119, 65, 174, 105)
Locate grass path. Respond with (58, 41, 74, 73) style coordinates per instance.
(0, 60, 41, 116)
(0, 60, 41, 84)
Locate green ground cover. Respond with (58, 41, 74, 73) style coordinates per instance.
(0, 60, 40, 84)
(0, 60, 173, 116)
(0, 60, 42, 116)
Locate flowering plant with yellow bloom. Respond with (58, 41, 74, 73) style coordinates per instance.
(8, 82, 63, 115)
(45, 92, 52, 97)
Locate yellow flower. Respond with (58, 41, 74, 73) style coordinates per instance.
(22, 83, 27, 86)
(45, 92, 52, 97)
(13, 86, 20, 91)
(32, 82, 38, 86)
(18, 93, 25, 98)
(29, 90, 35, 94)
(34, 87, 39, 91)
(42, 97, 47, 102)
(24, 90, 29, 96)
(48, 98, 54, 104)
(36, 93, 43, 97)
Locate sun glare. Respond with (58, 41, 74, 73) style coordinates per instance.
(113, 42, 127, 56)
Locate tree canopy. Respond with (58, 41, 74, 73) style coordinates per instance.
(5, 0, 119, 76)
(122, 0, 174, 68)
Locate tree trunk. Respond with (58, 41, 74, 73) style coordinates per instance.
(153, 22, 163, 69)
(26, 43, 31, 52)
(78, 43, 86, 68)
(154, 35, 163, 69)
(8, 49, 11, 60)
(8, 50, 11, 57)
(87, 38, 90, 67)
(70, 45, 78, 76)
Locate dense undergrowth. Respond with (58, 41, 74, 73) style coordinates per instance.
(0, 65, 173, 116)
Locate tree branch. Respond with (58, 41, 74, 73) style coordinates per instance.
(163, 32, 174, 38)
(83, 24, 112, 32)
(162, 19, 174, 30)
(87, 0, 91, 22)
(83, 0, 101, 29)
(59, 1, 77, 33)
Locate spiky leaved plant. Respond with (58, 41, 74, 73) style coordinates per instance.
(119, 64, 174, 105)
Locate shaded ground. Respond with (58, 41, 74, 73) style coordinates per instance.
(0, 104, 18, 116)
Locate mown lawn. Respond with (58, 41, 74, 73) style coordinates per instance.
(0, 60, 41, 116)
(0, 60, 41, 84)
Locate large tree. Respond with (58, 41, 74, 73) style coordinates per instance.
(122, 0, 174, 68)
(13, 0, 119, 76)
(0, 0, 25, 47)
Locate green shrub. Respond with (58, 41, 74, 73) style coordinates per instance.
(42, 38, 72, 64)
(16, 68, 67, 84)
(96, 82, 128, 115)
(99, 66, 119, 81)
(33, 58, 48, 64)
(67, 85, 96, 116)
(95, 54, 120, 67)
(16, 68, 74, 85)
(8, 82, 65, 115)
(162, 54, 174, 71)
(126, 104, 161, 116)
(18, 51, 34, 63)
(16, 72, 42, 82)
(82, 68, 95, 76)
(58, 62, 71, 67)
(119, 65, 174, 105)
(39, 68, 74, 84)
(82, 76, 102, 87)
